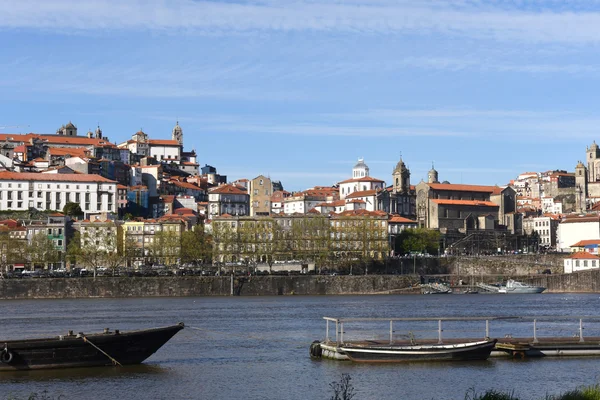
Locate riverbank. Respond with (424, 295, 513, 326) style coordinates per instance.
(0, 275, 420, 299)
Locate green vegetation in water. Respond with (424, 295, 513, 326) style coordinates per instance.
(465, 385, 600, 400)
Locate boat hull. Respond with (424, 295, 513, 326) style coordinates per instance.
(339, 339, 497, 363)
(0, 323, 184, 371)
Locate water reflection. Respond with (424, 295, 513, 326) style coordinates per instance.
(0, 364, 167, 382)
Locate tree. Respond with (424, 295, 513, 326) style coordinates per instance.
(27, 232, 60, 270)
(0, 230, 26, 273)
(180, 227, 212, 265)
(62, 202, 83, 219)
(71, 223, 121, 278)
(147, 230, 181, 266)
(398, 228, 440, 255)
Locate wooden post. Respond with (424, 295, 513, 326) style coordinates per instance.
(438, 320, 443, 344)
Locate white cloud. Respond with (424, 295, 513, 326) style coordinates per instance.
(3, 0, 600, 44)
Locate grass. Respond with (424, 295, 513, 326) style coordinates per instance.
(464, 385, 600, 400)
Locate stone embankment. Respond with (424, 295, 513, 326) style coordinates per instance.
(0, 254, 597, 298)
(0, 275, 419, 299)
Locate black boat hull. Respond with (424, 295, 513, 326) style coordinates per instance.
(340, 339, 497, 363)
(0, 323, 184, 371)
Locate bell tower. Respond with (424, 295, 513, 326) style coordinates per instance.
(172, 121, 183, 146)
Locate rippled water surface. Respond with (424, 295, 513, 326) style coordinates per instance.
(1, 294, 600, 400)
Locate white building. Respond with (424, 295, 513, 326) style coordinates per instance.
(208, 184, 249, 218)
(149, 139, 181, 164)
(556, 214, 600, 252)
(0, 172, 117, 214)
(564, 252, 600, 273)
(338, 159, 384, 200)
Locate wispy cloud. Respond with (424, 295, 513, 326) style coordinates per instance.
(208, 123, 470, 138)
(3, 1, 600, 44)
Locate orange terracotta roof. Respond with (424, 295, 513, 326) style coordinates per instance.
(562, 215, 600, 224)
(307, 208, 321, 214)
(346, 189, 378, 199)
(148, 139, 181, 146)
(570, 240, 600, 247)
(0, 133, 116, 148)
(0, 171, 116, 183)
(431, 199, 498, 207)
(48, 147, 89, 158)
(428, 183, 504, 194)
(567, 252, 600, 259)
(172, 181, 201, 190)
(338, 176, 384, 184)
(210, 184, 247, 195)
(389, 215, 417, 224)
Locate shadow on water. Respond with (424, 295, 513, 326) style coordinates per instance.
(0, 364, 168, 382)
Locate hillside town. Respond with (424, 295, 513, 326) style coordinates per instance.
(0, 122, 599, 275)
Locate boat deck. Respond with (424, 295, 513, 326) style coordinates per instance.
(313, 316, 600, 361)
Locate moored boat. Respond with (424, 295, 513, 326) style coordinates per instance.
(0, 323, 184, 371)
(339, 339, 497, 363)
(498, 279, 545, 294)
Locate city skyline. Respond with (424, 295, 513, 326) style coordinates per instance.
(2, 1, 600, 190)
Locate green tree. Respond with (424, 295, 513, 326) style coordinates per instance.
(62, 202, 83, 219)
(147, 230, 181, 266)
(398, 228, 440, 255)
(27, 232, 60, 270)
(180, 227, 212, 265)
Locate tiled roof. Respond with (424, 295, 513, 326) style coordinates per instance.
(338, 176, 384, 184)
(0, 172, 116, 183)
(567, 252, 600, 259)
(148, 139, 181, 146)
(48, 147, 89, 158)
(210, 184, 247, 195)
(0, 133, 116, 148)
(347, 199, 366, 204)
(346, 189, 378, 199)
(428, 183, 504, 194)
(570, 240, 600, 247)
(389, 215, 417, 224)
(562, 215, 600, 224)
(431, 199, 498, 207)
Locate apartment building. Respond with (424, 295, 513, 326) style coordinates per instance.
(0, 172, 117, 215)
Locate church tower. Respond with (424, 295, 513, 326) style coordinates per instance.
(392, 157, 410, 193)
(95, 125, 103, 139)
(172, 121, 183, 146)
(427, 162, 439, 184)
(575, 160, 587, 213)
(56, 121, 77, 136)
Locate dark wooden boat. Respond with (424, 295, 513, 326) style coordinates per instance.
(339, 339, 497, 363)
(0, 323, 184, 371)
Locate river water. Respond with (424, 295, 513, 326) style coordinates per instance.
(1, 294, 600, 400)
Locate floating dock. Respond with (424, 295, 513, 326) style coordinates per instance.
(311, 316, 600, 361)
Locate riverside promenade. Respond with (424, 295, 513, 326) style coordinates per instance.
(0, 254, 591, 299)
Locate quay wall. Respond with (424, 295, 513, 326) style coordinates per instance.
(0, 255, 597, 298)
(0, 275, 419, 299)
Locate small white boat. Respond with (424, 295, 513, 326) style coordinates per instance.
(338, 339, 498, 363)
(498, 279, 545, 294)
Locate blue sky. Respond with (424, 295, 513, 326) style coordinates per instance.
(2, 0, 600, 191)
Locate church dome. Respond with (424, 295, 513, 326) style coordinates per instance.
(354, 158, 367, 169)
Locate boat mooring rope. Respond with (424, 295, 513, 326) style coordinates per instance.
(82, 336, 123, 366)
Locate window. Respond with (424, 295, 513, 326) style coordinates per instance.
(7, 184, 11, 188)
(66, 185, 69, 189)
(47, 184, 50, 189)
